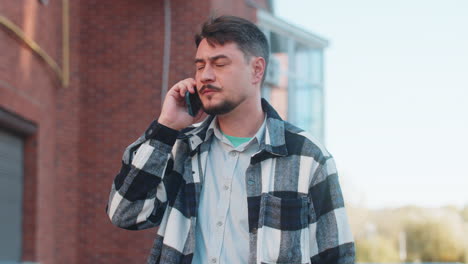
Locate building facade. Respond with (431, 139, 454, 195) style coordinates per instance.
(0, 1, 326, 263)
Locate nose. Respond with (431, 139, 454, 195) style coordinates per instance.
(200, 64, 216, 84)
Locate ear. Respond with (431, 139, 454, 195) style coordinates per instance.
(251, 57, 266, 85)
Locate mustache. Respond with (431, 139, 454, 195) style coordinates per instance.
(199, 84, 222, 94)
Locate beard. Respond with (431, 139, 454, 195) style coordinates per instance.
(202, 99, 238, 115)
(199, 84, 245, 115)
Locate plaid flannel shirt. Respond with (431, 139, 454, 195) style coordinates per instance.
(107, 99, 355, 264)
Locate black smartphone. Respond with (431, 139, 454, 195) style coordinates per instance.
(185, 88, 202, 117)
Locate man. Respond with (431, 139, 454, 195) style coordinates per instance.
(107, 16, 355, 264)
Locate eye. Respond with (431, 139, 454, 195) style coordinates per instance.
(196, 65, 205, 71)
(215, 64, 225, 67)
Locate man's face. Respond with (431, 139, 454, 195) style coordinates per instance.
(194, 39, 255, 115)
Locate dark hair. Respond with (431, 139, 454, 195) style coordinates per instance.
(195, 15, 270, 85)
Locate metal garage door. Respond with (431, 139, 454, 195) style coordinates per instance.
(0, 129, 23, 262)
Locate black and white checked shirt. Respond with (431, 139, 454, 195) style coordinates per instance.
(107, 99, 355, 264)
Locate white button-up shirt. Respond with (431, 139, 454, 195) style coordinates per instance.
(193, 116, 267, 264)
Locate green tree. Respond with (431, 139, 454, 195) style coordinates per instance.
(356, 235, 400, 263)
(461, 205, 468, 222)
(405, 219, 465, 262)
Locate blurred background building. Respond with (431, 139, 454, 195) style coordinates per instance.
(258, 9, 328, 141)
(0, 1, 327, 263)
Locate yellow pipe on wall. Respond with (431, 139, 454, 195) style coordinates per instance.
(0, 0, 70, 87)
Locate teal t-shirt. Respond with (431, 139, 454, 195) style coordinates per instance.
(221, 132, 252, 148)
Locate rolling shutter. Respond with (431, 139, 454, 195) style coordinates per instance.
(0, 129, 23, 262)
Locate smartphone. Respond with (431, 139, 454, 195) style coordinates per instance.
(185, 88, 202, 117)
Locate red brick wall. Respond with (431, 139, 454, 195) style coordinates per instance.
(0, 0, 272, 263)
(210, 0, 271, 20)
(168, 0, 211, 86)
(210, 0, 257, 19)
(0, 0, 62, 263)
(76, 1, 166, 263)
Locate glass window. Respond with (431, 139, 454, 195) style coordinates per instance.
(0, 129, 24, 262)
(260, 27, 326, 142)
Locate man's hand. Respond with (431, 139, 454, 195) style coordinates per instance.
(158, 78, 208, 131)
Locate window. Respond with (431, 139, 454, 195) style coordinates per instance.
(0, 129, 24, 262)
(258, 10, 328, 142)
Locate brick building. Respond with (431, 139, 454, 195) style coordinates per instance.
(0, 1, 327, 263)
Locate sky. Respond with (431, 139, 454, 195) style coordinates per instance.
(273, 0, 468, 209)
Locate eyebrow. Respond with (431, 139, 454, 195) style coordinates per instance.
(194, 55, 230, 64)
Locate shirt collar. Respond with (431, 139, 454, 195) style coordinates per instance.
(205, 113, 267, 150)
(183, 99, 288, 157)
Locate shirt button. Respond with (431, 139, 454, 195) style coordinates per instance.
(217, 221, 223, 227)
(211, 257, 217, 263)
(223, 185, 229, 190)
(248, 180, 255, 186)
(229, 151, 237, 157)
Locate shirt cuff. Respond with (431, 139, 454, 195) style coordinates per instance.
(145, 120, 179, 146)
